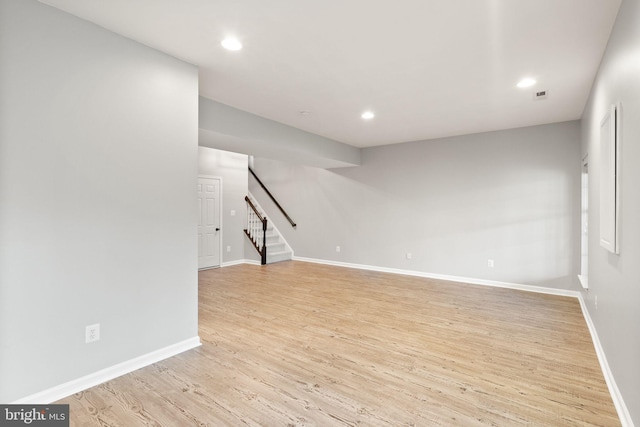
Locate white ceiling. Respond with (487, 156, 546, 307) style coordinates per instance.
(41, 0, 621, 148)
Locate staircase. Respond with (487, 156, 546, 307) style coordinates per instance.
(264, 224, 292, 264)
(244, 194, 292, 264)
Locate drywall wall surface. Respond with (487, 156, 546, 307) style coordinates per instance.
(199, 97, 361, 169)
(580, 0, 640, 422)
(0, 0, 199, 402)
(198, 147, 249, 264)
(250, 121, 580, 290)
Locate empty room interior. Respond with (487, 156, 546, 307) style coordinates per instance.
(1, 0, 639, 425)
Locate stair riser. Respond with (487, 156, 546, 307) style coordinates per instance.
(266, 235, 280, 244)
(267, 251, 292, 264)
(267, 243, 286, 252)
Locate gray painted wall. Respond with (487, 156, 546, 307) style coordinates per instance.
(198, 147, 249, 264)
(199, 97, 361, 169)
(251, 121, 581, 290)
(580, 0, 640, 422)
(0, 0, 199, 402)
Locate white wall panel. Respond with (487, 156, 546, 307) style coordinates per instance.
(0, 0, 198, 402)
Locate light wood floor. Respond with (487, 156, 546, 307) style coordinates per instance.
(58, 261, 620, 426)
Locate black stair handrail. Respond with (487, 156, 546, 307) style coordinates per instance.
(244, 196, 267, 265)
(249, 167, 297, 228)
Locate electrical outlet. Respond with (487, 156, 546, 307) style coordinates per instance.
(487, 259, 495, 268)
(230, 210, 236, 216)
(406, 253, 412, 260)
(226, 245, 231, 252)
(336, 246, 341, 253)
(86, 324, 100, 343)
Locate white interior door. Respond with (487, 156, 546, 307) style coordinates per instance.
(198, 177, 221, 269)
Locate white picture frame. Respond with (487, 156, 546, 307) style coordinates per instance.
(599, 104, 620, 254)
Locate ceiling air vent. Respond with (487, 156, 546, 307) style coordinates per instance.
(534, 90, 549, 100)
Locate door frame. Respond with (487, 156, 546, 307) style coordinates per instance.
(579, 155, 588, 289)
(198, 175, 223, 270)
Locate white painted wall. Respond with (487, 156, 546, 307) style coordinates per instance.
(198, 147, 249, 265)
(0, 0, 199, 402)
(580, 0, 640, 423)
(251, 121, 581, 290)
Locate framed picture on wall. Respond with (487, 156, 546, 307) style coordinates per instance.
(599, 103, 621, 254)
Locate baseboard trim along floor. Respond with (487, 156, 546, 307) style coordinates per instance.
(12, 336, 202, 405)
(293, 256, 579, 297)
(577, 295, 634, 427)
(222, 258, 260, 267)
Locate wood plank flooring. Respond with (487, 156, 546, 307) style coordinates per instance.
(58, 261, 620, 426)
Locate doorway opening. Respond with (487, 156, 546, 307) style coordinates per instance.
(579, 156, 588, 289)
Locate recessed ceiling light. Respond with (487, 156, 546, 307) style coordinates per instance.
(361, 111, 375, 120)
(517, 78, 536, 88)
(221, 37, 242, 51)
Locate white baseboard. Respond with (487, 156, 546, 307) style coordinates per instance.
(222, 258, 261, 267)
(12, 336, 201, 404)
(293, 256, 580, 298)
(221, 258, 260, 267)
(578, 295, 634, 427)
